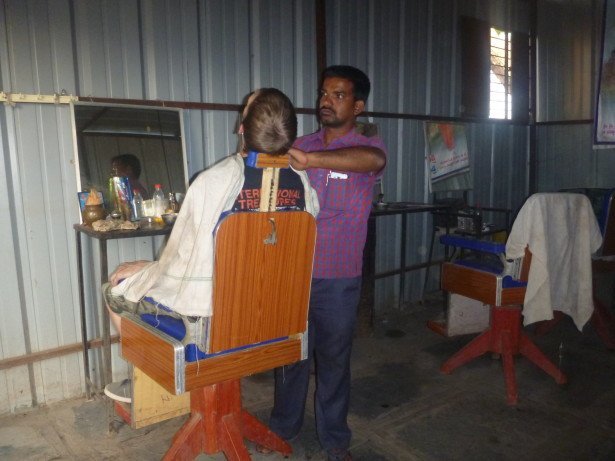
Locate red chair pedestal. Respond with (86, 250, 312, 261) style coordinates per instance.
(163, 379, 291, 461)
(441, 305, 567, 405)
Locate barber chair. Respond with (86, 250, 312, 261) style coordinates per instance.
(113, 156, 317, 460)
(435, 193, 603, 405)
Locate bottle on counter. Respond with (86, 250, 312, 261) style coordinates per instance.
(167, 192, 179, 213)
(153, 184, 167, 220)
(131, 190, 143, 220)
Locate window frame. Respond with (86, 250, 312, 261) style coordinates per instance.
(460, 16, 529, 123)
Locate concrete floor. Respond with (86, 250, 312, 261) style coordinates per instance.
(1, 296, 615, 461)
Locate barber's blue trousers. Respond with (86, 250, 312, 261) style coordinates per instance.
(269, 277, 361, 452)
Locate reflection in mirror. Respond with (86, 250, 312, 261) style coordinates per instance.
(72, 103, 188, 212)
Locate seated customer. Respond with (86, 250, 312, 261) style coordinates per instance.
(102, 89, 319, 400)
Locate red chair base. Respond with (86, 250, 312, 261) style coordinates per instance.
(162, 379, 290, 461)
(441, 305, 567, 405)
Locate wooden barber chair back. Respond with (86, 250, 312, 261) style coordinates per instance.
(118, 156, 317, 460)
(210, 211, 315, 354)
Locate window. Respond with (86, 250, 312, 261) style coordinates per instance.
(490, 27, 512, 119)
(461, 17, 529, 122)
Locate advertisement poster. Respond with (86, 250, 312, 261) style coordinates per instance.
(424, 122, 470, 183)
(595, 0, 615, 144)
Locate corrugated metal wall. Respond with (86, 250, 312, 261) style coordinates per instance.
(0, 0, 318, 415)
(535, 0, 615, 190)
(0, 0, 607, 414)
(326, 0, 531, 308)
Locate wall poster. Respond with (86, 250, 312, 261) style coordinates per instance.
(424, 122, 470, 189)
(595, 0, 615, 145)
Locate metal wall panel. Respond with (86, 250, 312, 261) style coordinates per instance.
(1, 0, 598, 414)
(534, 1, 614, 193)
(0, 0, 317, 414)
(537, 124, 615, 190)
(0, 0, 84, 412)
(536, 0, 595, 122)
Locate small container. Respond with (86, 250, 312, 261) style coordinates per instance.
(142, 199, 155, 217)
(82, 204, 106, 226)
(161, 212, 178, 225)
(131, 191, 144, 220)
(167, 192, 179, 213)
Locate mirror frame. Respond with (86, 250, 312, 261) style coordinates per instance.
(70, 101, 189, 216)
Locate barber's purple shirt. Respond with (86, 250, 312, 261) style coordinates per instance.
(294, 128, 386, 278)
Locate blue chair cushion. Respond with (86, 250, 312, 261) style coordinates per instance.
(440, 234, 506, 254)
(441, 235, 526, 289)
(140, 314, 208, 362)
(139, 313, 288, 362)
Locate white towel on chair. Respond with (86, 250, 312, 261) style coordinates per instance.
(506, 193, 602, 330)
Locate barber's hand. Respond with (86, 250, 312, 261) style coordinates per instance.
(109, 260, 151, 286)
(289, 147, 310, 171)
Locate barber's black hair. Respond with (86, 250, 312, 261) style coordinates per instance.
(111, 153, 142, 178)
(321, 65, 371, 101)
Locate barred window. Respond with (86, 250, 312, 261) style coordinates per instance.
(461, 17, 529, 122)
(490, 28, 512, 119)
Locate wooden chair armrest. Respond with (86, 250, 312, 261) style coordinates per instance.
(120, 313, 186, 394)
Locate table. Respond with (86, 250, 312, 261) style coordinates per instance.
(361, 202, 451, 322)
(74, 223, 173, 398)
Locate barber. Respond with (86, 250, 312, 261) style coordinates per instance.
(268, 65, 386, 461)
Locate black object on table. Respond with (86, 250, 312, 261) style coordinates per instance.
(74, 223, 173, 398)
(361, 202, 451, 326)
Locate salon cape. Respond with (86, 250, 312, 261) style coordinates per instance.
(110, 153, 320, 317)
(505, 193, 602, 329)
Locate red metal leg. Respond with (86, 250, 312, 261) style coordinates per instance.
(441, 304, 565, 405)
(500, 331, 518, 405)
(241, 411, 292, 456)
(440, 329, 491, 374)
(163, 413, 205, 461)
(160, 380, 290, 460)
(219, 413, 251, 461)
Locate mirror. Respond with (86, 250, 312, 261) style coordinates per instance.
(71, 102, 188, 210)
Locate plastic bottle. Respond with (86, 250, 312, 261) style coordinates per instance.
(131, 190, 143, 220)
(167, 192, 179, 213)
(153, 184, 166, 220)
